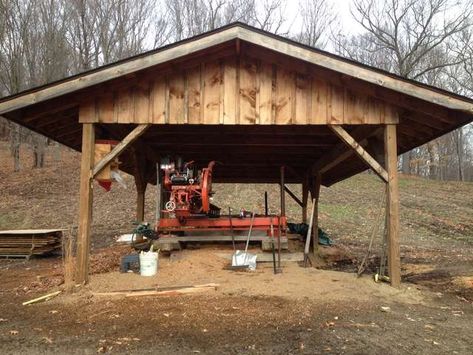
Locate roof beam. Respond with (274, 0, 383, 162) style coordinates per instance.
(329, 125, 388, 183)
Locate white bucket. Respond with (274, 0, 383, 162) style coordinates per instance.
(139, 250, 159, 276)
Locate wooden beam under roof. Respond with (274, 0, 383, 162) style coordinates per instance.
(93, 124, 150, 178)
(329, 125, 388, 183)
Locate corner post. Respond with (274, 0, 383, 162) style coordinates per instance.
(384, 124, 401, 287)
(76, 123, 95, 284)
(133, 149, 147, 222)
(302, 176, 309, 223)
(136, 184, 147, 222)
(280, 166, 286, 217)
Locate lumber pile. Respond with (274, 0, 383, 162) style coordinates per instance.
(0, 229, 63, 258)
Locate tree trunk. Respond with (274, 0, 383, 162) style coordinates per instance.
(401, 151, 411, 174)
(9, 123, 21, 172)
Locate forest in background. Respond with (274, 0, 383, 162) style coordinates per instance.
(1, 0, 472, 181)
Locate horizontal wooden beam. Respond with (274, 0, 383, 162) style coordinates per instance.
(329, 125, 388, 183)
(93, 124, 150, 178)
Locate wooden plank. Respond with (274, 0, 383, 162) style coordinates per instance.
(94, 143, 112, 181)
(150, 79, 166, 123)
(239, 57, 257, 124)
(76, 123, 95, 284)
(311, 78, 328, 124)
(93, 284, 219, 297)
(187, 66, 202, 124)
(330, 125, 388, 182)
(258, 62, 273, 124)
(384, 124, 401, 288)
(384, 104, 399, 124)
(78, 100, 96, 123)
(133, 83, 150, 123)
(344, 90, 366, 124)
(203, 61, 221, 124)
(275, 66, 293, 124)
(97, 93, 114, 123)
(295, 73, 310, 124)
(223, 58, 237, 124)
(329, 85, 344, 124)
(116, 87, 133, 123)
(92, 124, 150, 178)
(168, 73, 185, 123)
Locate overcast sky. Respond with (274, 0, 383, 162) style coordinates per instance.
(286, 0, 363, 37)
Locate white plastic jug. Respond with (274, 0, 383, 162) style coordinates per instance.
(139, 249, 159, 276)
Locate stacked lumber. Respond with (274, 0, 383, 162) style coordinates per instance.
(0, 229, 63, 257)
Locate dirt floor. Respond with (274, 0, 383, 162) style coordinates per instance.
(0, 245, 472, 354)
(0, 142, 472, 354)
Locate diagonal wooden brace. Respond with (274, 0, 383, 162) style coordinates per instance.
(329, 125, 388, 183)
(92, 124, 150, 178)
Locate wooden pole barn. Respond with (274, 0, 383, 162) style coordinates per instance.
(1, 23, 472, 287)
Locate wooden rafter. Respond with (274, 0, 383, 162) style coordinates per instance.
(329, 125, 388, 183)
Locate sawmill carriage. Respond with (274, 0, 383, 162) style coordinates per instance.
(155, 157, 287, 249)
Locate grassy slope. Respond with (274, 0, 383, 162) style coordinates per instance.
(1, 142, 472, 257)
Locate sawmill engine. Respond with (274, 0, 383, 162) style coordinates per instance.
(162, 159, 221, 221)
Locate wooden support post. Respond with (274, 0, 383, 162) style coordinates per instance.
(155, 162, 162, 225)
(311, 173, 322, 256)
(136, 184, 147, 222)
(132, 147, 147, 222)
(264, 191, 268, 216)
(76, 123, 95, 284)
(280, 166, 285, 216)
(302, 176, 309, 223)
(384, 124, 401, 288)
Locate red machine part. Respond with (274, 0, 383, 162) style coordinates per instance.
(158, 159, 287, 238)
(162, 160, 215, 218)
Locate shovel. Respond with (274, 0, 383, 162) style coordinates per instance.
(231, 212, 257, 270)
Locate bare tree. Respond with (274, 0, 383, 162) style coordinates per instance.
(296, 0, 336, 48)
(336, 0, 472, 175)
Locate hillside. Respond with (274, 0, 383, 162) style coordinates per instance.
(0, 141, 472, 295)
